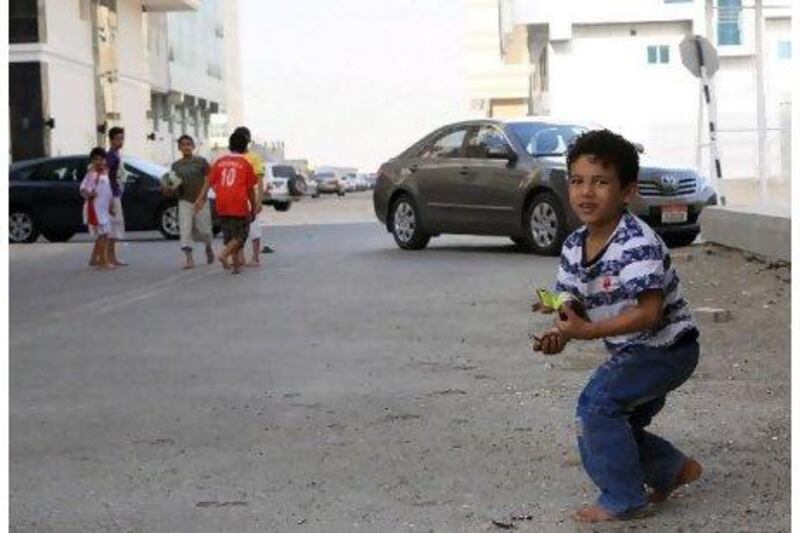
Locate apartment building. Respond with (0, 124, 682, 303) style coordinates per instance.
(469, 0, 792, 181)
(9, 0, 242, 164)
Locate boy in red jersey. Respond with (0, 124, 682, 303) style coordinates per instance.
(194, 132, 257, 274)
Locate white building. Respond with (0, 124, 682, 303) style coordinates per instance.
(9, 0, 242, 165)
(469, 0, 792, 182)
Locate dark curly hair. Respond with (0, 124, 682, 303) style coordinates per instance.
(89, 146, 106, 159)
(566, 129, 639, 188)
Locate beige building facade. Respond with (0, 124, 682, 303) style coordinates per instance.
(9, 0, 242, 165)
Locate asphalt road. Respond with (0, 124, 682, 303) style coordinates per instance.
(10, 207, 564, 531)
(10, 194, 790, 532)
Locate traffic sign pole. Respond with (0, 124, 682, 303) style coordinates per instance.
(691, 36, 726, 206)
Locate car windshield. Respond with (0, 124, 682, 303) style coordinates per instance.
(272, 166, 295, 177)
(124, 156, 168, 177)
(507, 122, 589, 156)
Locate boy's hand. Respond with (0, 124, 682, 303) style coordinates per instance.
(531, 302, 556, 314)
(532, 328, 567, 355)
(109, 204, 115, 216)
(193, 199, 205, 214)
(556, 304, 593, 340)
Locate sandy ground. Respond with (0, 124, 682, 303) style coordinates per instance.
(10, 193, 790, 532)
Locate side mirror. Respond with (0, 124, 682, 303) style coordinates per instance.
(487, 145, 518, 163)
(634, 142, 645, 154)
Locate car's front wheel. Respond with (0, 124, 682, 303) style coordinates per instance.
(521, 192, 567, 256)
(390, 194, 430, 250)
(9, 210, 40, 243)
(158, 203, 180, 240)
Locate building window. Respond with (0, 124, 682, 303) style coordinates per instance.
(777, 40, 791, 60)
(718, 0, 742, 46)
(647, 45, 670, 64)
(9, 0, 39, 44)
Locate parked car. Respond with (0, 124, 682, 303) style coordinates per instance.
(301, 173, 319, 198)
(364, 173, 378, 190)
(263, 164, 304, 212)
(373, 117, 718, 254)
(354, 174, 370, 191)
(315, 171, 346, 196)
(342, 173, 358, 192)
(363, 173, 378, 190)
(8, 155, 217, 243)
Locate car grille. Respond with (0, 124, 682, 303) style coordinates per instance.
(638, 176, 696, 197)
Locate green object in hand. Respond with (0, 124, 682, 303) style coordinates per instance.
(536, 288, 572, 311)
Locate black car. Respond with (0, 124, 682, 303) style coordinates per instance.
(373, 117, 718, 254)
(9, 155, 209, 243)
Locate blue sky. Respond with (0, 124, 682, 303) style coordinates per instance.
(240, 0, 468, 171)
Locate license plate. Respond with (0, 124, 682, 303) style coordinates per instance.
(661, 205, 688, 224)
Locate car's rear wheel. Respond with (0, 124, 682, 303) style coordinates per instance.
(158, 203, 180, 240)
(521, 192, 567, 256)
(663, 230, 700, 248)
(9, 210, 39, 243)
(391, 194, 430, 250)
(288, 177, 306, 196)
(42, 229, 76, 243)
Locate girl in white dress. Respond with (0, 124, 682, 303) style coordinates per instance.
(80, 147, 116, 269)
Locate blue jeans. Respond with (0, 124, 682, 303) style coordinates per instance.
(575, 330, 699, 516)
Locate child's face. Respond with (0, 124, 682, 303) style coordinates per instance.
(179, 139, 194, 157)
(110, 133, 125, 150)
(90, 156, 105, 170)
(568, 154, 636, 228)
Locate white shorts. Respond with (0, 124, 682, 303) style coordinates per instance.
(110, 197, 125, 240)
(247, 219, 262, 242)
(178, 199, 212, 250)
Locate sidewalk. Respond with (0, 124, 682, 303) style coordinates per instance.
(701, 179, 792, 262)
(719, 178, 791, 208)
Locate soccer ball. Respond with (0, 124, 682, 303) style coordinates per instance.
(163, 171, 182, 190)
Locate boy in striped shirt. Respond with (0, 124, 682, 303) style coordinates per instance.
(532, 130, 701, 523)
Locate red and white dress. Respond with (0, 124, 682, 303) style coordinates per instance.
(80, 170, 114, 236)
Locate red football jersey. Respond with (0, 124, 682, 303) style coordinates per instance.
(209, 154, 257, 217)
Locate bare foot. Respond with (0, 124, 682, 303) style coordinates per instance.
(231, 265, 242, 275)
(113, 261, 128, 267)
(574, 504, 651, 523)
(246, 260, 261, 268)
(99, 263, 117, 270)
(182, 262, 194, 270)
(649, 457, 702, 503)
(218, 255, 231, 270)
(574, 505, 617, 523)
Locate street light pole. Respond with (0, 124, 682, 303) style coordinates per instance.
(754, 0, 768, 205)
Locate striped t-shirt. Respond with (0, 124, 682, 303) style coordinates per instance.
(554, 212, 697, 353)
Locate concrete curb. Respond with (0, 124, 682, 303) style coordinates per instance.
(699, 205, 791, 262)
